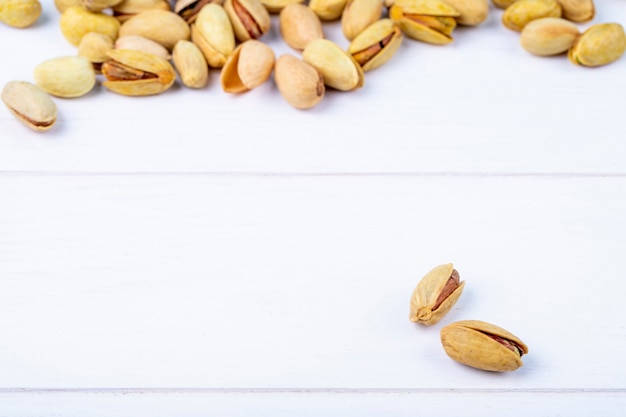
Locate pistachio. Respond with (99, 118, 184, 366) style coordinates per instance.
(112, 0, 170, 22)
(173, 39, 209, 88)
(408, 263, 464, 325)
(274, 54, 325, 109)
(259, 0, 302, 13)
(440, 0, 488, 26)
(389, 0, 460, 45)
(34, 56, 96, 98)
(59, 6, 121, 46)
(491, 0, 517, 8)
(191, 3, 235, 68)
(556, 0, 593, 23)
(502, 0, 561, 32)
(220, 40, 274, 93)
(119, 10, 191, 50)
(224, 0, 270, 42)
(279, 3, 324, 51)
(520, 17, 579, 56)
(568, 23, 626, 67)
(341, 0, 383, 41)
(309, 0, 348, 21)
(102, 49, 176, 95)
(2, 81, 56, 132)
(302, 38, 364, 91)
(115, 35, 171, 61)
(175, 0, 222, 23)
(54, 0, 81, 13)
(81, 0, 124, 12)
(0, 0, 41, 28)
(78, 32, 115, 71)
(440, 320, 528, 372)
(348, 19, 402, 71)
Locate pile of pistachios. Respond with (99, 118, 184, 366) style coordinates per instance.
(1, 0, 625, 129)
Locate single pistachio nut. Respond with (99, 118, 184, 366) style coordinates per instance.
(259, 0, 303, 14)
(302, 38, 364, 91)
(54, 0, 81, 13)
(60, 6, 121, 46)
(279, 3, 324, 51)
(220, 39, 274, 93)
(175, 0, 223, 23)
(348, 18, 402, 71)
(441, 320, 528, 372)
(112, 0, 170, 22)
(115, 35, 171, 61)
(440, 0, 488, 26)
(556, 0, 593, 23)
(274, 54, 325, 109)
(0, 0, 41, 28)
(2, 81, 56, 132)
(101, 49, 176, 95)
(408, 263, 464, 325)
(34, 56, 96, 98)
(341, 0, 383, 41)
(491, 0, 517, 8)
(520, 17, 579, 56)
(568, 23, 626, 67)
(389, 0, 460, 45)
(78, 32, 115, 72)
(191, 3, 235, 68)
(119, 10, 190, 50)
(309, 0, 348, 21)
(172, 39, 209, 88)
(224, 0, 271, 42)
(502, 0, 561, 32)
(81, 0, 124, 12)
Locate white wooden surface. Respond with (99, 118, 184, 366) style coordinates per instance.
(2, 0, 626, 415)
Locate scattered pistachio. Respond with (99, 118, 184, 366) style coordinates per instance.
(274, 54, 325, 109)
(33, 56, 96, 98)
(0, 0, 41, 28)
(220, 39, 274, 93)
(302, 38, 364, 91)
(409, 263, 465, 326)
(389, 0, 460, 45)
(279, 3, 324, 51)
(568, 23, 626, 67)
(101, 49, 176, 95)
(118, 9, 191, 50)
(173, 39, 209, 88)
(520, 17, 579, 56)
(348, 18, 403, 71)
(59, 6, 121, 46)
(2, 81, 57, 132)
(502, 0, 562, 32)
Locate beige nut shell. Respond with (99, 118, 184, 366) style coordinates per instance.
(348, 18, 403, 71)
(0, 0, 42, 28)
(191, 3, 235, 68)
(102, 49, 176, 95)
(2, 81, 57, 132)
(119, 9, 191, 50)
(279, 3, 324, 51)
(502, 0, 562, 32)
(568, 23, 626, 67)
(220, 39, 274, 93)
(409, 263, 464, 325)
(274, 54, 324, 109)
(59, 6, 121, 46)
(34, 56, 96, 98)
(302, 38, 364, 91)
(520, 17, 579, 56)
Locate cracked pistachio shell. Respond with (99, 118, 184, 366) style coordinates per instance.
(191, 4, 235, 68)
(115, 35, 171, 61)
(259, 0, 302, 13)
(302, 38, 364, 91)
(557, 0, 593, 23)
(568, 23, 626, 67)
(441, 320, 528, 372)
(520, 17, 579, 56)
(34, 56, 96, 98)
(279, 3, 324, 51)
(2, 81, 56, 132)
(173, 39, 209, 88)
(60, 6, 121, 46)
(102, 49, 176, 95)
(440, 0, 488, 26)
(502, 0, 561, 32)
(78, 32, 115, 66)
(409, 263, 464, 325)
(348, 18, 402, 71)
(0, 0, 42, 28)
(309, 0, 348, 21)
(274, 54, 324, 109)
(341, 0, 383, 41)
(220, 40, 274, 93)
(224, 0, 271, 42)
(389, 0, 460, 45)
(175, 0, 223, 23)
(112, 0, 170, 22)
(119, 10, 190, 50)
(82, 0, 124, 12)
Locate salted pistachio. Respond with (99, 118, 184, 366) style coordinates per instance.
(78, 32, 115, 72)
(520, 17, 578, 56)
(341, 0, 383, 41)
(191, 3, 235, 68)
(408, 263, 464, 325)
(568, 23, 626, 67)
(348, 19, 402, 71)
(440, 0, 488, 26)
(175, 0, 223, 23)
(279, 3, 324, 51)
(274, 54, 324, 109)
(81, 0, 124, 12)
(115, 35, 171, 61)
(119, 10, 190, 50)
(101, 49, 176, 95)
(441, 320, 528, 372)
(557, 0, 593, 23)
(309, 0, 348, 21)
(220, 40, 274, 93)
(0, 0, 41, 28)
(112, 0, 170, 22)
(60, 6, 121, 46)
(259, 0, 302, 13)
(502, 0, 561, 32)
(302, 39, 364, 91)
(2, 81, 56, 132)
(54, 0, 81, 13)
(389, 0, 460, 45)
(224, 0, 270, 42)
(491, 0, 517, 8)
(34, 56, 96, 98)
(172, 39, 209, 88)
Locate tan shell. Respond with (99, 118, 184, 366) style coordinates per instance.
(119, 10, 191, 50)
(274, 54, 324, 109)
(115, 35, 171, 61)
(172, 39, 209, 88)
(502, 0, 562, 32)
(440, 0, 488, 26)
(223, 0, 271, 42)
(389, 0, 460, 45)
(348, 18, 403, 71)
(520, 17, 579, 56)
(59, 6, 121, 46)
(259, 0, 303, 13)
(341, 0, 383, 41)
(102, 49, 176, 95)
(220, 40, 274, 93)
(34, 56, 96, 98)
(440, 320, 528, 372)
(175, 0, 223, 23)
(568, 23, 626, 67)
(279, 3, 324, 51)
(492, 0, 517, 8)
(0, 0, 42, 28)
(82, 0, 124, 12)
(191, 3, 235, 68)
(302, 38, 364, 91)
(54, 0, 81, 13)
(112, 0, 170, 22)
(557, 0, 593, 23)
(2, 81, 57, 132)
(78, 32, 115, 65)
(309, 0, 348, 21)
(408, 263, 465, 325)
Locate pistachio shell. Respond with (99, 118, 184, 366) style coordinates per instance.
(279, 3, 324, 51)
(82, 0, 124, 12)
(491, 0, 517, 8)
(173, 39, 209, 88)
(389, 0, 460, 45)
(54, 0, 81, 13)
(348, 18, 403, 71)
(59, 6, 121, 46)
(115, 35, 171, 61)
(259, 0, 302, 13)
(34, 56, 96, 98)
(568, 23, 626, 67)
(2, 81, 57, 132)
(112, 0, 170, 22)
(502, 0, 561, 32)
(274, 54, 325, 109)
(520, 17, 579, 56)
(220, 40, 274, 93)
(191, 3, 235, 68)
(440, 0, 488, 26)
(102, 49, 176, 95)
(78, 32, 115, 65)
(0, 0, 42, 28)
(341, 0, 383, 41)
(408, 263, 465, 325)
(557, 0, 593, 23)
(224, 0, 271, 42)
(175, 0, 223, 23)
(309, 0, 348, 21)
(302, 38, 364, 91)
(119, 10, 191, 50)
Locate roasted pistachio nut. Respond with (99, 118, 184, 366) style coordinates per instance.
(274, 54, 324, 109)
(302, 38, 364, 91)
(115, 35, 171, 61)
(441, 320, 528, 372)
(389, 0, 460, 45)
(119, 10, 190, 50)
(408, 263, 464, 325)
(220, 40, 274, 93)
(491, 0, 517, 8)
(440, 0, 488, 26)
(34, 56, 96, 98)
(557, 0, 593, 23)
(520, 17, 578, 56)
(175, 0, 222, 23)
(259, 0, 302, 13)
(309, 0, 348, 21)
(224, 0, 270, 42)
(279, 3, 324, 51)
(349, 18, 402, 71)
(78, 32, 114, 69)
(60, 6, 121, 46)
(191, 3, 235, 68)
(341, 0, 383, 41)
(0, 0, 41, 28)
(502, 0, 561, 32)
(112, 0, 170, 22)
(568, 23, 626, 67)
(102, 49, 176, 95)
(173, 39, 209, 88)
(2, 81, 56, 132)
(82, 0, 124, 12)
